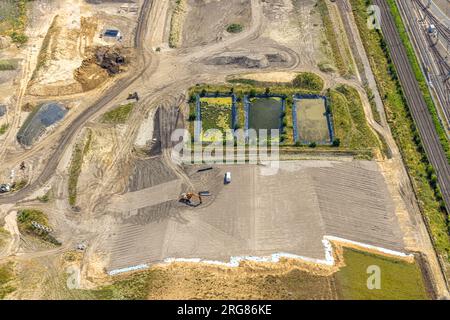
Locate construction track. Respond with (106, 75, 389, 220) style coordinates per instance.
(0, 0, 155, 204)
(374, 0, 450, 212)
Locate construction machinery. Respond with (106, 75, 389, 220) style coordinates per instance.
(127, 92, 139, 101)
(0, 184, 10, 193)
(180, 192, 203, 207)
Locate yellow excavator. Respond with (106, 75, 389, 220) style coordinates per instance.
(180, 192, 203, 206)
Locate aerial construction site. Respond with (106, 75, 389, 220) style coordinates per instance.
(0, 0, 449, 301)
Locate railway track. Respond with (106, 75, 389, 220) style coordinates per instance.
(406, 0, 450, 128)
(413, 0, 450, 42)
(373, 0, 450, 211)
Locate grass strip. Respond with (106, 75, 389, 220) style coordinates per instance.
(101, 103, 134, 124)
(68, 129, 92, 206)
(168, 0, 187, 48)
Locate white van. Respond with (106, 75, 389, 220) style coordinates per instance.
(224, 172, 231, 184)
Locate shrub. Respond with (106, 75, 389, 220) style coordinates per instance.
(332, 138, 341, 147)
(226, 24, 243, 33)
(292, 73, 324, 91)
(10, 32, 28, 44)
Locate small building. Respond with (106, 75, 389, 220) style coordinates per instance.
(101, 29, 122, 42)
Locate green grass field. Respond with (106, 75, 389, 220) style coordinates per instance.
(68, 129, 92, 206)
(101, 103, 134, 124)
(335, 248, 429, 300)
(199, 97, 233, 141)
(330, 85, 379, 150)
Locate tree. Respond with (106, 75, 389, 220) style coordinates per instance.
(332, 138, 341, 147)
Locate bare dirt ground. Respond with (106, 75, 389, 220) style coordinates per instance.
(0, 0, 448, 299)
(146, 259, 336, 300)
(27, 0, 136, 97)
(260, 0, 329, 70)
(181, 0, 252, 48)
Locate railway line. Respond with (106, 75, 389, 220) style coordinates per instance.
(373, 0, 450, 211)
(403, 0, 450, 132)
(413, 0, 450, 42)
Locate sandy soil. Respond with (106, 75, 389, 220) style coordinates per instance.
(27, 0, 137, 97)
(181, 0, 252, 48)
(0, 0, 447, 299)
(147, 259, 336, 300)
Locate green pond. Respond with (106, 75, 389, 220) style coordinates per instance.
(249, 98, 282, 133)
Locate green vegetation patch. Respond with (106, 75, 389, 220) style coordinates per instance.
(37, 190, 51, 203)
(0, 262, 15, 299)
(189, 79, 379, 155)
(351, 0, 450, 260)
(0, 0, 29, 43)
(168, 0, 187, 48)
(330, 85, 379, 150)
(11, 179, 26, 191)
(68, 129, 92, 206)
(72, 269, 167, 300)
(0, 123, 9, 135)
(17, 209, 60, 245)
(292, 72, 324, 91)
(199, 97, 233, 141)
(335, 248, 429, 300)
(226, 23, 243, 34)
(101, 103, 134, 124)
(0, 59, 18, 71)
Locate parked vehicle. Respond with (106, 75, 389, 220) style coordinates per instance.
(224, 172, 231, 184)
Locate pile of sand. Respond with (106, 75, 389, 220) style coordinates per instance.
(27, 15, 114, 96)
